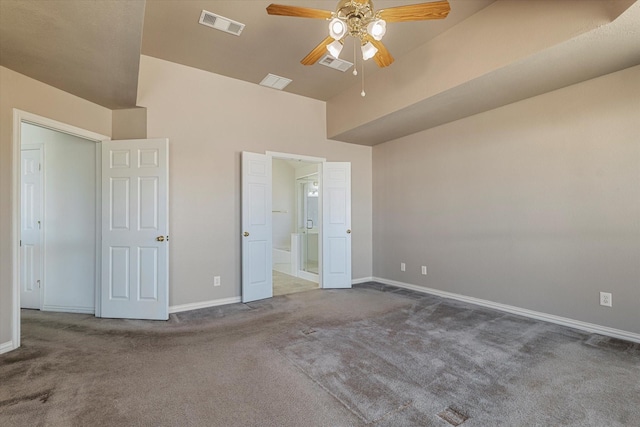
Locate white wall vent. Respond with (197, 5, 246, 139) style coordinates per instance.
(318, 54, 353, 72)
(199, 10, 245, 36)
(259, 74, 292, 90)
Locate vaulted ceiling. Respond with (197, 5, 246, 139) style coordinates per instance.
(1, 0, 638, 145)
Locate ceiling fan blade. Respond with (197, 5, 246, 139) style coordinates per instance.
(378, 0, 450, 22)
(370, 39, 394, 68)
(301, 36, 334, 66)
(266, 4, 333, 19)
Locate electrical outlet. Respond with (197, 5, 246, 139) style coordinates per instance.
(599, 292, 612, 307)
(214, 276, 221, 287)
(421, 266, 427, 275)
(401, 262, 406, 272)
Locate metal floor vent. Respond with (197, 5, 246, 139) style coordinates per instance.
(199, 10, 245, 36)
(318, 54, 353, 72)
(437, 407, 468, 426)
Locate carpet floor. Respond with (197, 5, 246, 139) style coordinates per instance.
(1, 283, 639, 426)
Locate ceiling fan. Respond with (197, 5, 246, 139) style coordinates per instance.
(266, 0, 451, 68)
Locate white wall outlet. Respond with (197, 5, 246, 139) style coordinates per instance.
(401, 262, 406, 272)
(599, 292, 612, 307)
(421, 266, 427, 275)
(214, 276, 221, 287)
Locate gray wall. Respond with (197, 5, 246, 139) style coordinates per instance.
(137, 56, 373, 307)
(272, 159, 295, 250)
(373, 66, 640, 334)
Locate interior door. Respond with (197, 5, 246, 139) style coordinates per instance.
(322, 162, 352, 288)
(241, 152, 272, 302)
(101, 139, 169, 319)
(20, 146, 43, 309)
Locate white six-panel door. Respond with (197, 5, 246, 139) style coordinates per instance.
(101, 139, 169, 319)
(20, 147, 43, 309)
(241, 152, 273, 303)
(322, 162, 352, 289)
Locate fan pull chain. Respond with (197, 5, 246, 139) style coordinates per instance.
(361, 59, 366, 97)
(352, 42, 358, 76)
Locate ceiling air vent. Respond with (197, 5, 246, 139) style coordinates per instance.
(318, 54, 353, 72)
(199, 10, 245, 36)
(260, 74, 292, 91)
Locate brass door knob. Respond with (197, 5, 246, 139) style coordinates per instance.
(243, 231, 250, 237)
(346, 229, 351, 234)
(156, 236, 165, 242)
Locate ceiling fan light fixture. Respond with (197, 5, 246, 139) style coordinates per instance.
(367, 19, 386, 41)
(327, 39, 344, 58)
(361, 41, 378, 60)
(329, 18, 347, 40)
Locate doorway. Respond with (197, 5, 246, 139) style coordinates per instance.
(241, 150, 352, 304)
(272, 158, 321, 296)
(10, 110, 109, 351)
(10, 110, 170, 353)
(20, 122, 98, 314)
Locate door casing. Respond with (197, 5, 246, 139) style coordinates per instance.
(242, 151, 351, 302)
(10, 109, 109, 352)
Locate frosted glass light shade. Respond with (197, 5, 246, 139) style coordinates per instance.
(327, 40, 343, 58)
(361, 41, 378, 60)
(367, 19, 386, 41)
(329, 18, 346, 40)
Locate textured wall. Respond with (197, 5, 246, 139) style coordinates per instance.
(137, 55, 373, 306)
(272, 159, 296, 250)
(372, 66, 640, 334)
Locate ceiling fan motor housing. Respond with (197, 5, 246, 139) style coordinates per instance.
(335, 0, 377, 39)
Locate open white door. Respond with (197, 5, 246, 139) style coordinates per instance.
(20, 146, 43, 309)
(322, 162, 352, 288)
(101, 139, 169, 320)
(241, 152, 272, 302)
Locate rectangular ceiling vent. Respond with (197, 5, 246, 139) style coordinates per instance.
(318, 54, 353, 72)
(260, 74, 292, 91)
(199, 10, 245, 36)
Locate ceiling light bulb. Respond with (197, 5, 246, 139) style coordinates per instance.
(367, 19, 386, 41)
(327, 40, 343, 58)
(361, 41, 378, 60)
(329, 18, 346, 40)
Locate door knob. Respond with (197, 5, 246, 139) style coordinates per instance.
(243, 231, 250, 237)
(156, 236, 165, 242)
(346, 229, 351, 234)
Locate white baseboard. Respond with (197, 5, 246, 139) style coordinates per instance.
(352, 277, 374, 285)
(373, 277, 640, 344)
(0, 341, 15, 355)
(169, 297, 242, 314)
(42, 305, 95, 314)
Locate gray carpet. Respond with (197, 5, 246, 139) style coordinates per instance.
(1, 283, 639, 426)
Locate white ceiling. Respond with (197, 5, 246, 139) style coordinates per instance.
(141, 0, 496, 101)
(1, 0, 638, 145)
(0, 0, 494, 108)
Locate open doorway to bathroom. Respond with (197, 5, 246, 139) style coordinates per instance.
(272, 158, 320, 296)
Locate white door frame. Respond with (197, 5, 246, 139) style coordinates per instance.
(10, 109, 110, 351)
(266, 151, 327, 288)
